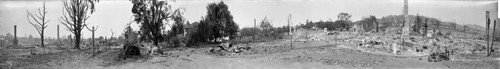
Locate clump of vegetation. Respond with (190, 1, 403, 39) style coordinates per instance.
(187, 1, 239, 46)
(235, 16, 292, 44)
(298, 13, 352, 31)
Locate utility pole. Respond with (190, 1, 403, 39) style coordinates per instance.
(86, 26, 98, 53)
(288, 14, 291, 35)
(289, 13, 293, 50)
(254, 19, 256, 28)
(57, 25, 60, 46)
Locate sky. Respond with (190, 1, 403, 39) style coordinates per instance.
(0, 0, 497, 38)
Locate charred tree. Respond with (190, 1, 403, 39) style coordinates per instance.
(486, 11, 491, 56)
(490, 20, 496, 56)
(423, 18, 429, 36)
(59, 0, 100, 50)
(26, 1, 49, 53)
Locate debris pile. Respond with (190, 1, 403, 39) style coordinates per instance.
(209, 42, 252, 55)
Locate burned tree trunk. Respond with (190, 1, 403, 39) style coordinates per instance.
(423, 18, 428, 36)
(27, 1, 49, 52)
(59, 0, 99, 50)
(486, 11, 491, 56)
(490, 20, 496, 56)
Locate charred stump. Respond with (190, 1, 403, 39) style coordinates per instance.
(123, 45, 141, 56)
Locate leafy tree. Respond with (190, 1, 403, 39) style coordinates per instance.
(169, 9, 185, 37)
(59, 0, 100, 50)
(204, 1, 239, 40)
(168, 9, 186, 47)
(337, 12, 352, 21)
(259, 16, 273, 31)
(131, 0, 174, 46)
(333, 20, 351, 31)
(191, 19, 211, 43)
(26, 1, 49, 49)
(259, 16, 274, 36)
(186, 1, 238, 44)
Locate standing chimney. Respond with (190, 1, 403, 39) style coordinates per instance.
(402, 0, 410, 36)
(13, 25, 18, 46)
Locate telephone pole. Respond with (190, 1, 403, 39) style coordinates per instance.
(86, 26, 98, 53)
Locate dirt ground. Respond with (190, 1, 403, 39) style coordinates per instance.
(1, 31, 499, 69)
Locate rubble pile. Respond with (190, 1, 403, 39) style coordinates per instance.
(341, 31, 488, 58)
(208, 42, 253, 56)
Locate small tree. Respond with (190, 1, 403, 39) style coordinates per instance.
(260, 16, 273, 31)
(168, 9, 186, 47)
(260, 16, 273, 36)
(27, 1, 49, 53)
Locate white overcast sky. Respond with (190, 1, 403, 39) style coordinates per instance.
(0, 0, 497, 38)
